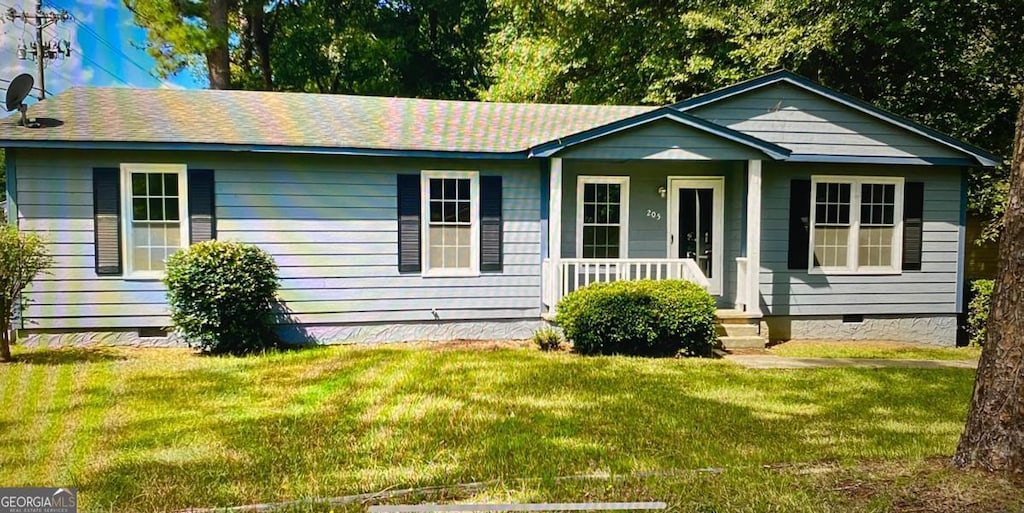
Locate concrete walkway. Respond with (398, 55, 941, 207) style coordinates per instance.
(725, 355, 978, 369)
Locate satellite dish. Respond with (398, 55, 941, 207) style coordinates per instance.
(5, 73, 38, 128)
(5, 73, 33, 112)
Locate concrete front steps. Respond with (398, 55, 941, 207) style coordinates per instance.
(716, 309, 767, 349)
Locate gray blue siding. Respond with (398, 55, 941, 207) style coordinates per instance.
(689, 83, 967, 160)
(16, 149, 542, 331)
(759, 162, 963, 315)
(559, 160, 746, 304)
(15, 154, 967, 333)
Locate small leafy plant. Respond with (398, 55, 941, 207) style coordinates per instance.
(0, 224, 52, 362)
(532, 326, 563, 351)
(967, 279, 994, 347)
(165, 240, 280, 355)
(555, 279, 717, 357)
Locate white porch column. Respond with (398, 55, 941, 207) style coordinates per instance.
(547, 158, 563, 310)
(745, 160, 762, 316)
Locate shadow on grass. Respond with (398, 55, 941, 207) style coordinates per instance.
(72, 349, 976, 512)
(188, 343, 326, 359)
(9, 347, 129, 366)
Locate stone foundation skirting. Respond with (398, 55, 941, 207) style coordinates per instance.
(276, 319, 546, 344)
(19, 328, 187, 348)
(18, 319, 548, 348)
(764, 314, 959, 347)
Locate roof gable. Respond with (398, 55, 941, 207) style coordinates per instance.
(530, 107, 790, 160)
(676, 70, 1000, 167)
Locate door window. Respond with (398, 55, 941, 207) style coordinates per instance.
(678, 188, 715, 278)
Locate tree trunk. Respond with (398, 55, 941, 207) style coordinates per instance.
(0, 301, 11, 362)
(206, 0, 232, 89)
(251, 4, 272, 90)
(952, 93, 1024, 472)
(0, 333, 11, 362)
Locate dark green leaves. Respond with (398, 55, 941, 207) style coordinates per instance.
(164, 240, 281, 355)
(555, 279, 718, 357)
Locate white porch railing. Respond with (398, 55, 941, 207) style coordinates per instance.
(543, 258, 710, 310)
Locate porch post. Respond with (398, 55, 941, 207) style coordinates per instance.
(548, 158, 563, 310)
(745, 160, 762, 316)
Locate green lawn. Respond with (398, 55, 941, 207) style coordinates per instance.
(769, 340, 983, 361)
(0, 344, 1017, 512)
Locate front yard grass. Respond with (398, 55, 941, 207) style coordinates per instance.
(0, 344, 1017, 512)
(769, 340, 982, 361)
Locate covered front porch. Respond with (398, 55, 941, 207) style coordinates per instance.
(541, 157, 765, 317)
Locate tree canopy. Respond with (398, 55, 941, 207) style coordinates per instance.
(124, 0, 1023, 217)
(126, 0, 491, 99)
(124, 0, 232, 88)
(482, 0, 1023, 216)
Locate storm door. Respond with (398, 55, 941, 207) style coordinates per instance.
(668, 178, 724, 294)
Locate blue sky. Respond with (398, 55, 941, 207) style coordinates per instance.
(1, 0, 201, 102)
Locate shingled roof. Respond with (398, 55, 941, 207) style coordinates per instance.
(0, 71, 1000, 166)
(0, 87, 653, 154)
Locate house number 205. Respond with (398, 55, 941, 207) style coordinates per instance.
(647, 209, 662, 220)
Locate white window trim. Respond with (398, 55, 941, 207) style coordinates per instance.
(808, 175, 904, 275)
(575, 176, 630, 259)
(121, 163, 189, 280)
(421, 170, 480, 277)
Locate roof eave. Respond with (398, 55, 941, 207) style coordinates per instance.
(0, 139, 533, 160)
(786, 154, 979, 167)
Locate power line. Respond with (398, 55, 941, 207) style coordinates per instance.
(0, 87, 50, 99)
(0, 76, 51, 95)
(43, 0, 162, 86)
(79, 51, 131, 86)
(36, 59, 76, 92)
(2, 0, 72, 99)
(3, 1, 175, 94)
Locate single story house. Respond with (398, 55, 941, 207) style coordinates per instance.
(0, 71, 999, 347)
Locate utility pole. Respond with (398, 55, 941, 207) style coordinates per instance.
(5, 1, 72, 100)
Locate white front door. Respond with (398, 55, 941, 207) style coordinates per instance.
(668, 177, 724, 295)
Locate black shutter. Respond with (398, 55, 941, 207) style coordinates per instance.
(92, 168, 122, 276)
(788, 179, 812, 270)
(397, 174, 421, 273)
(902, 182, 924, 271)
(480, 176, 503, 272)
(188, 169, 216, 244)
(786, 178, 811, 270)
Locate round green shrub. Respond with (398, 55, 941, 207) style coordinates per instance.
(165, 240, 280, 355)
(555, 279, 717, 357)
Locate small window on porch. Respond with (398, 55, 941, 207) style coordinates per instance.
(576, 176, 629, 259)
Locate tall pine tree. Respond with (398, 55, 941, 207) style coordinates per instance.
(124, 0, 233, 89)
